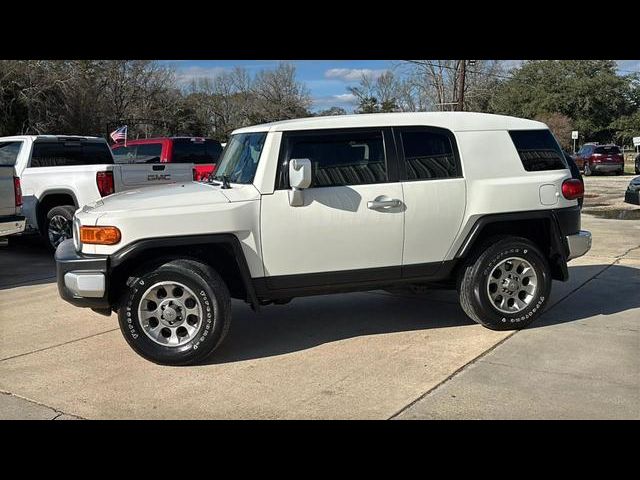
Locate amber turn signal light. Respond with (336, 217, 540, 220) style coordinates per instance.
(80, 226, 121, 245)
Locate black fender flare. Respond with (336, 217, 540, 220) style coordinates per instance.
(455, 208, 574, 281)
(109, 233, 260, 309)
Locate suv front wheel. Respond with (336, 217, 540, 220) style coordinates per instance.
(117, 258, 231, 365)
(458, 237, 552, 330)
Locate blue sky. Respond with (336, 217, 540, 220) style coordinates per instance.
(163, 60, 640, 113)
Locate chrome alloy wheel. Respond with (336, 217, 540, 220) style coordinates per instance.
(486, 257, 538, 314)
(48, 214, 72, 248)
(138, 281, 204, 347)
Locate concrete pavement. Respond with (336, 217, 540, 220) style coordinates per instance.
(0, 213, 638, 419)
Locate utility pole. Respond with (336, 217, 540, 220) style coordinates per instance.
(456, 60, 466, 111)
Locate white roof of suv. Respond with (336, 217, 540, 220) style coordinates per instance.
(233, 112, 546, 134)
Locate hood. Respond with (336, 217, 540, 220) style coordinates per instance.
(82, 182, 230, 214)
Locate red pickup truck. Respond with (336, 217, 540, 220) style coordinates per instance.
(111, 137, 223, 181)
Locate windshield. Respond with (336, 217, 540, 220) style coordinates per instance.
(214, 132, 267, 184)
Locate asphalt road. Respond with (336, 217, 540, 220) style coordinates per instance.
(1, 180, 638, 419)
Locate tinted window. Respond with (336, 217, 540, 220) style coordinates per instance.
(112, 145, 137, 163)
(135, 143, 162, 163)
(509, 130, 567, 171)
(172, 139, 222, 164)
(214, 132, 267, 184)
(400, 129, 459, 179)
(594, 145, 620, 154)
(0, 142, 22, 166)
(31, 141, 114, 167)
(287, 130, 386, 187)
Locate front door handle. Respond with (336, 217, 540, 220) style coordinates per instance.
(367, 196, 402, 210)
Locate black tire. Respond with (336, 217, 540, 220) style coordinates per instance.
(583, 163, 592, 176)
(44, 205, 75, 251)
(458, 236, 552, 331)
(117, 258, 231, 366)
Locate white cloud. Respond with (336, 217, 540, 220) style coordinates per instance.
(312, 93, 358, 110)
(174, 66, 229, 85)
(325, 68, 389, 82)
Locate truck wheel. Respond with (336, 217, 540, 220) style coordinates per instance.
(117, 258, 231, 366)
(458, 236, 551, 331)
(45, 205, 76, 251)
(583, 163, 592, 176)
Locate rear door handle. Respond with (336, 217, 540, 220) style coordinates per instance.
(367, 196, 402, 210)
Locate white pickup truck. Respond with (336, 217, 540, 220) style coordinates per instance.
(1, 135, 194, 249)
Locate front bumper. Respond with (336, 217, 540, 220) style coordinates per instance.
(0, 215, 26, 237)
(55, 239, 111, 309)
(566, 230, 592, 261)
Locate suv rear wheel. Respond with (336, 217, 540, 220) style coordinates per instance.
(583, 163, 593, 176)
(458, 236, 552, 330)
(117, 258, 231, 366)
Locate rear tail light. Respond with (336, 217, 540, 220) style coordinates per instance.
(96, 171, 115, 197)
(193, 168, 198, 181)
(13, 177, 22, 207)
(562, 179, 584, 200)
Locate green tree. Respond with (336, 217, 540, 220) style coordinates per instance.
(488, 60, 639, 143)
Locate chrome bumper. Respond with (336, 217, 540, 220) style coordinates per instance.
(0, 217, 26, 237)
(566, 230, 592, 260)
(64, 272, 105, 298)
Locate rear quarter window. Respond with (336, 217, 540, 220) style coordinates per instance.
(509, 130, 568, 172)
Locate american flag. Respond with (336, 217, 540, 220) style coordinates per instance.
(110, 125, 127, 143)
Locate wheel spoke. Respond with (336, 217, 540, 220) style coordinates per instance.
(137, 281, 203, 348)
(487, 256, 539, 314)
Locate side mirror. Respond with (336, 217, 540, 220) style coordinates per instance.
(288, 158, 312, 206)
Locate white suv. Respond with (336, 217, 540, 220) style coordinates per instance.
(56, 112, 592, 365)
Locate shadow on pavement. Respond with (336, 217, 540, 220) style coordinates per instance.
(208, 263, 639, 364)
(531, 264, 640, 329)
(0, 235, 55, 290)
(207, 290, 474, 364)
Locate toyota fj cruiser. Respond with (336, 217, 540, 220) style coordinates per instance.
(56, 112, 592, 365)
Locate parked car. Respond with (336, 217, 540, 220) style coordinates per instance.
(575, 143, 624, 176)
(624, 176, 640, 206)
(111, 137, 222, 182)
(0, 142, 25, 238)
(56, 112, 591, 365)
(2, 135, 195, 250)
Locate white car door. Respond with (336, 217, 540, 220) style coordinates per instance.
(394, 127, 466, 275)
(260, 128, 404, 286)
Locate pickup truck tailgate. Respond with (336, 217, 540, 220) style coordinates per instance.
(113, 163, 194, 190)
(0, 166, 18, 216)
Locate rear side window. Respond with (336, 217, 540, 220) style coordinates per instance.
(30, 141, 114, 167)
(398, 128, 460, 179)
(172, 139, 222, 164)
(286, 130, 387, 188)
(112, 145, 137, 163)
(135, 143, 162, 163)
(509, 130, 567, 172)
(594, 145, 620, 154)
(0, 141, 22, 166)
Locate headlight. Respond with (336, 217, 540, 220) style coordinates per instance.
(73, 216, 81, 252)
(79, 226, 121, 245)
